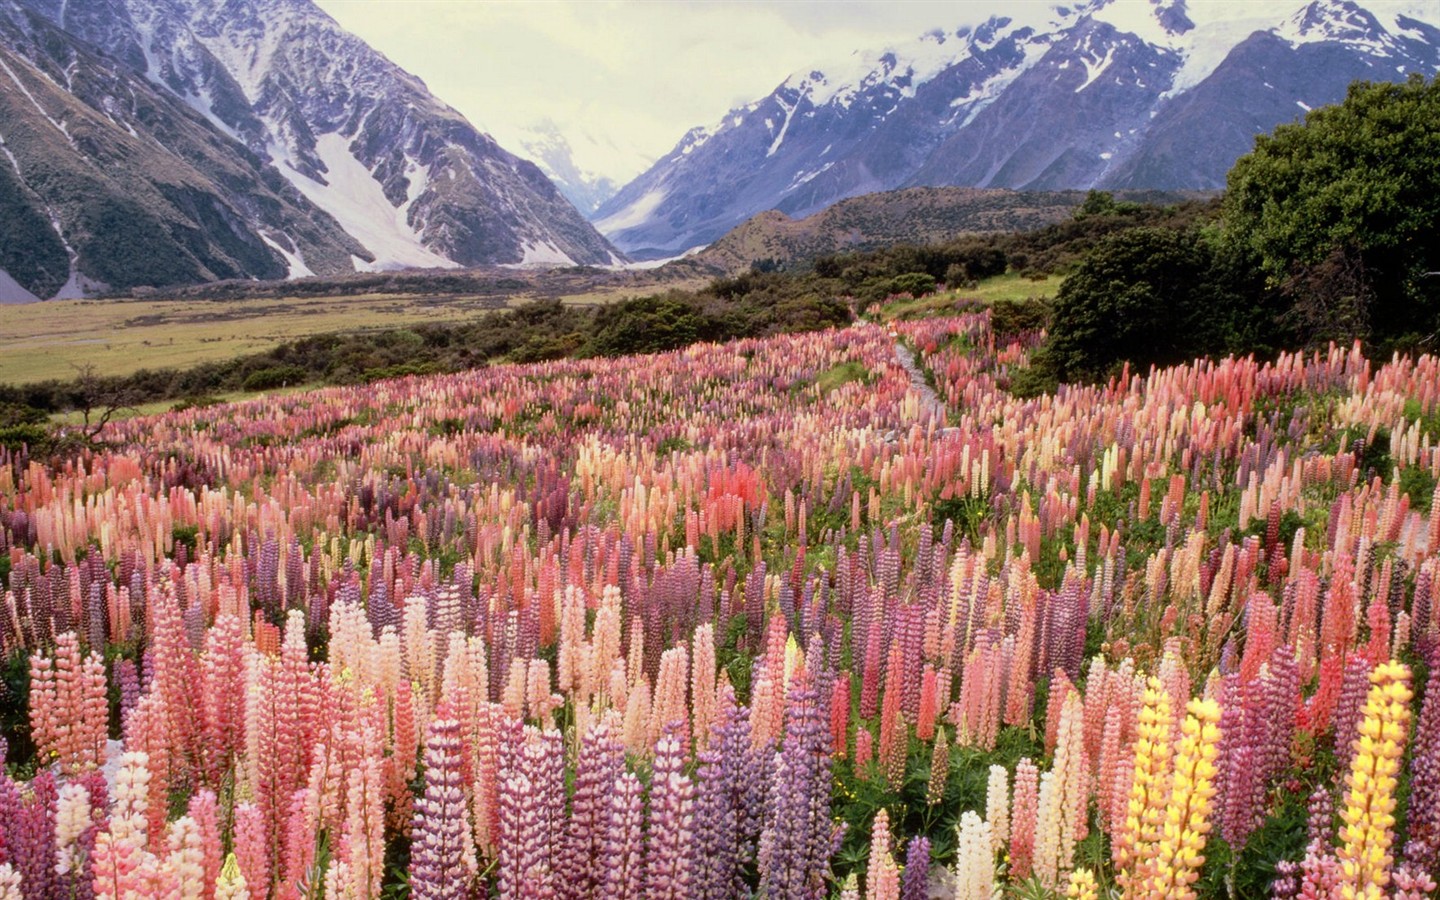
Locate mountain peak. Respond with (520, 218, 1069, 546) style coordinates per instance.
(0, 0, 620, 299)
(592, 0, 1440, 257)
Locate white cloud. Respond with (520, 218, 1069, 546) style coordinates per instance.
(312, 0, 1002, 183)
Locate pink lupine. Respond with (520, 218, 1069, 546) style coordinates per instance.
(1009, 758, 1040, 881)
(864, 810, 899, 900)
(230, 804, 268, 898)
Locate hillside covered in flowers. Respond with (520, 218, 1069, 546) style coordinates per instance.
(1, 311, 1439, 898)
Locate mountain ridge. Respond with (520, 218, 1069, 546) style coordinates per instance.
(0, 0, 620, 300)
(687, 185, 1202, 275)
(595, 0, 1440, 257)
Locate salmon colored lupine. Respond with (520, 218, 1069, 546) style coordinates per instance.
(1115, 678, 1175, 897)
(864, 810, 900, 900)
(28, 631, 107, 774)
(1009, 758, 1040, 882)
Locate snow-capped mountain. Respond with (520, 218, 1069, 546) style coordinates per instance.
(0, 0, 619, 299)
(595, 0, 1440, 257)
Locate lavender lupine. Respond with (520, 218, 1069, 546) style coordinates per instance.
(408, 716, 473, 900)
(693, 687, 768, 900)
(496, 727, 563, 897)
(598, 772, 646, 899)
(758, 672, 843, 899)
(558, 723, 624, 900)
(1402, 660, 1440, 871)
(644, 726, 697, 898)
(899, 835, 931, 900)
(13, 772, 58, 900)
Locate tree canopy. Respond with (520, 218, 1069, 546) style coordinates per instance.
(1223, 74, 1440, 349)
(1041, 227, 1222, 383)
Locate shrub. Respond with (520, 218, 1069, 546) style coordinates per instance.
(242, 365, 308, 391)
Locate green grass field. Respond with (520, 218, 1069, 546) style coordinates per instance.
(878, 271, 1062, 321)
(0, 286, 666, 385)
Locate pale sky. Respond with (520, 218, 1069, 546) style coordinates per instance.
(313, 0, 1017, 183)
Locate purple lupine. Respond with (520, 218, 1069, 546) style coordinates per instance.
(1270, 858, 1301, 900)
(644, 726, 697, 898)
(758, 671, 843, 899)
(1330, 653, 1372, 766)
(14, 771, 58, 900)
(694, 686, 768, 900)
(1403, 660, 1440, 871)
(899, 835, 931, 900)
(0, 752, 19, 866)
(1304, 785, 1334, 849)
(598, 772, 646, 899)
(409, 716, 471, 900)
(557, 723, 624, 900)
(496, 726, 563, 897)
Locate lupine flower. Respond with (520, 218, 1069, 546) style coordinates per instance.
(1034, 691, 1088, 888)
(864, 810, 899, 900)
(645, 727, 697, 898)
(214, 854, 248, 900)
(1402, 659, 1440, 872)
(598, 772, 645, 899)
(1391, 864, 1438, 900)
(1114, 678, 1174, 893)
(1144, 697, 1222, 900)
(952, 810, 995, 900)
(899, 835, 930, 900)
(1065, 867, 1099, 900)
(409, 716, 474, 899)
(985, 763, 1010, 853)
(558, 722, 624, 898)
(0, 863, 20, 900)
(758, 672, 841, 899)
(1009, 758, 1040, 881)
(926, 727, 950, 806)
(1335, 660, 1412, 900)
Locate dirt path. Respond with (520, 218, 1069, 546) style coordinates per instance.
(893, 340, 946, 423)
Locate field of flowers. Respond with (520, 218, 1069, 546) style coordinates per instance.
(1, 312, 1438, 898)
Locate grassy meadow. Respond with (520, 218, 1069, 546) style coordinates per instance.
(0, 285, 668, 385)
(878, 270, 1061, 321)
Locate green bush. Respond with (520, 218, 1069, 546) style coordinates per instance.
(1225, 74, 1440, 351)
(891, 272, 937, 298)
(242, 365, 308, 391)
(1042, 227, 1230, 383)
(0, 423, 50, 452)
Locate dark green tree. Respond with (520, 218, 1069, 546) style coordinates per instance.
(1042, 227, 1222, 383)
(1224, 74, 1440, 351)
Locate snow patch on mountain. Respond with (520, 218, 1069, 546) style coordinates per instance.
(279, 132, 456, 271)
(508, 240, 575, 267)
(260, 232, 315, 279)
(594, 186, 668, 234)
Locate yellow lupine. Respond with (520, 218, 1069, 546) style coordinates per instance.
(1115, 678, 1175, 898)
(1066, 867, 1099, 900)
(1336, 660, 1412, 900)
(1145, 697, 1221, 900)
(215, 853, 249, 900)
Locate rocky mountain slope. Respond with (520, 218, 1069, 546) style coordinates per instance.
(0, 0, 618, 300)
(595, 0, 1440, 258)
